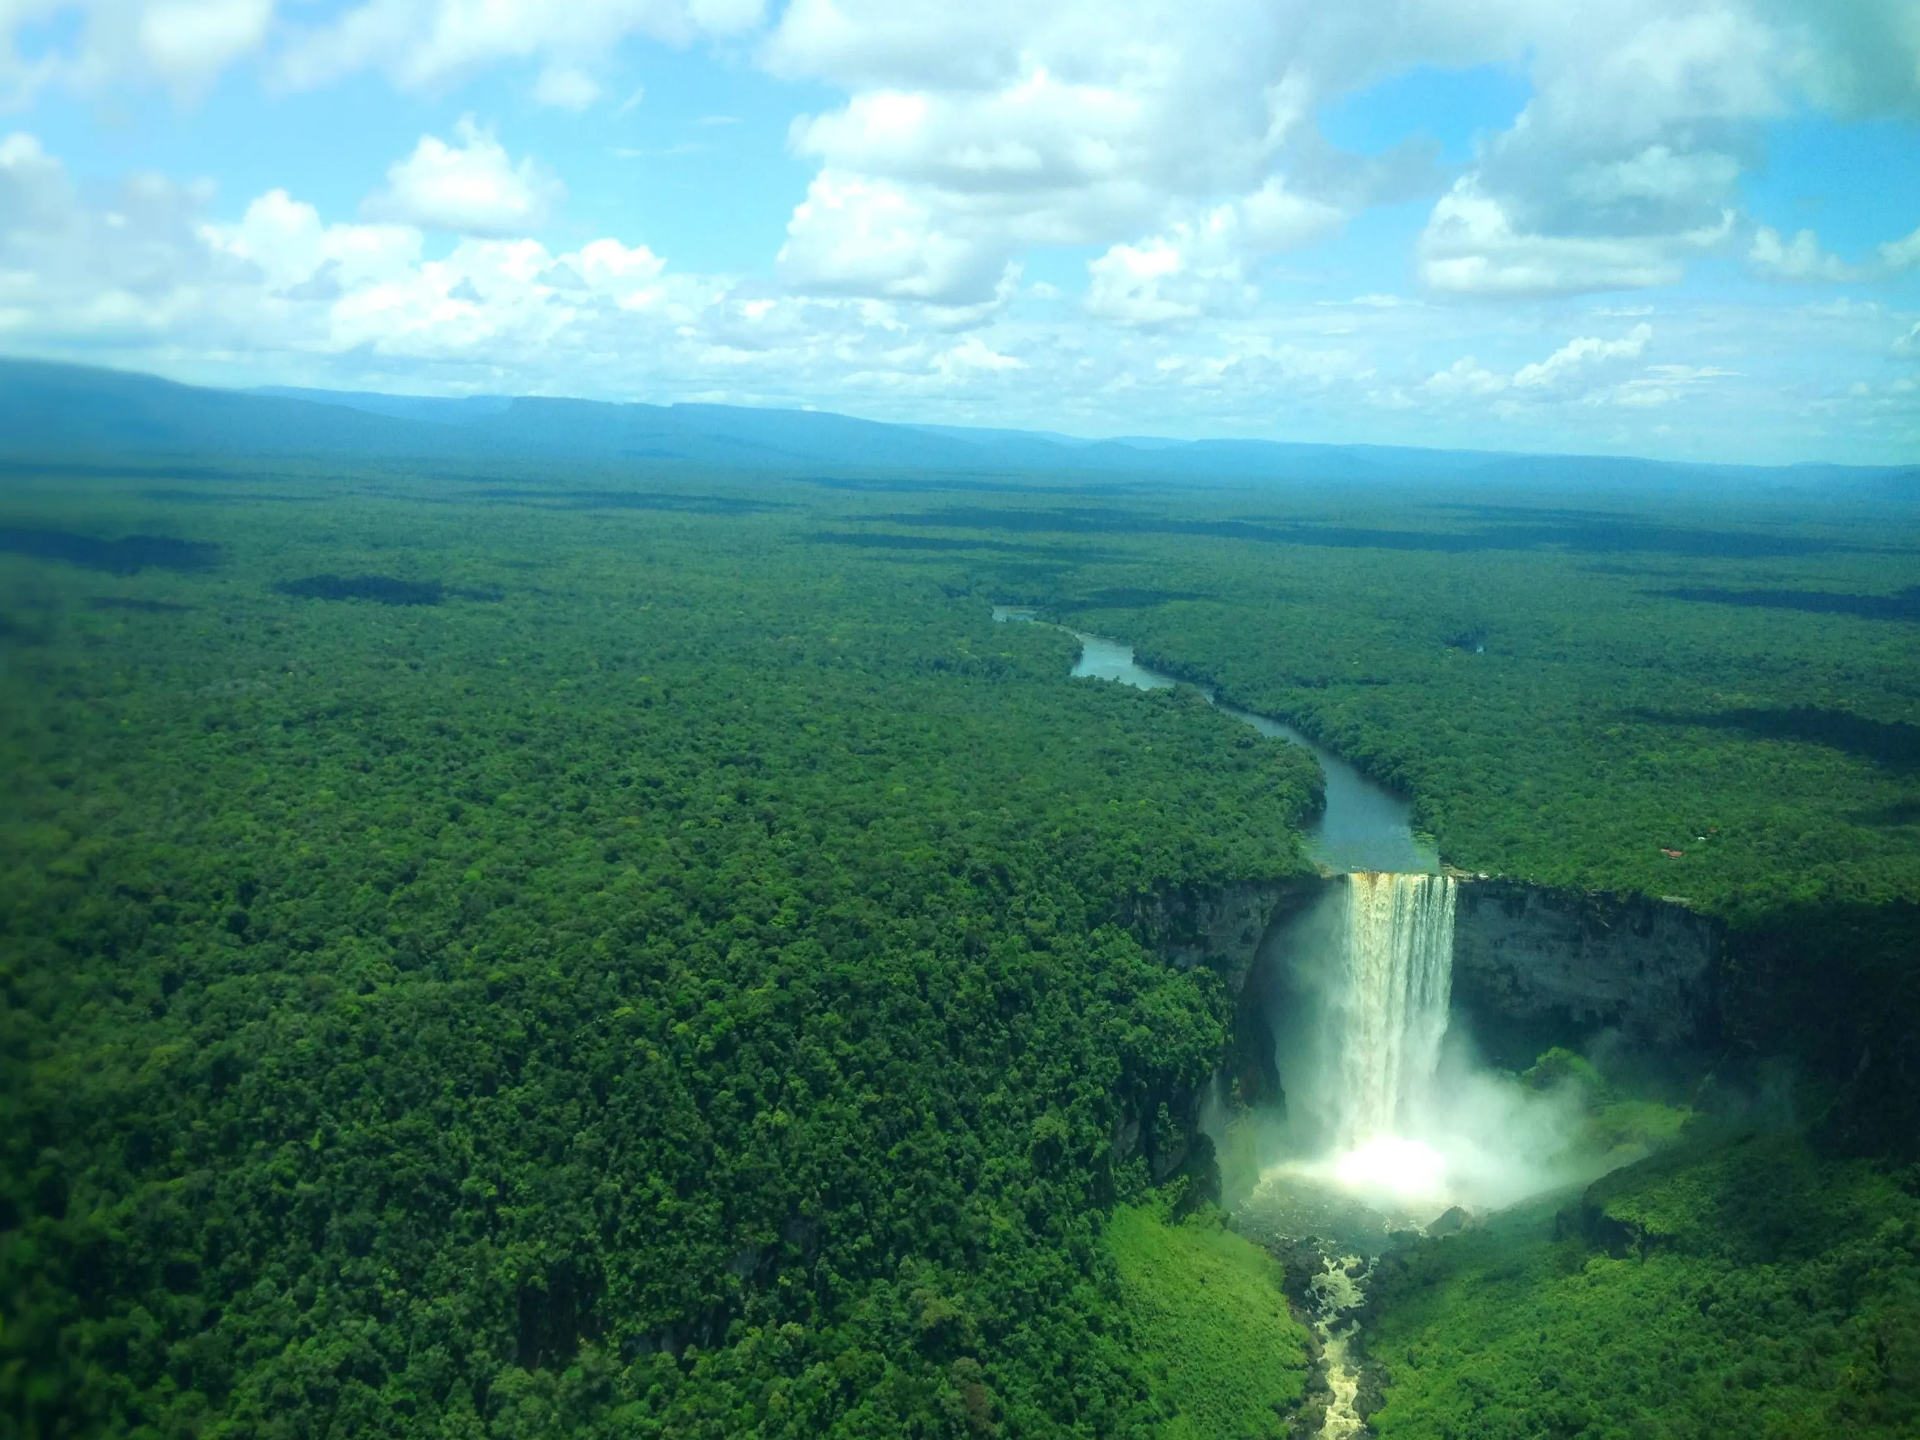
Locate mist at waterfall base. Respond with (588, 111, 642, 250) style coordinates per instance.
(1243, 874, 1619, 1227)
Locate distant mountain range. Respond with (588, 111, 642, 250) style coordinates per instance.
(1, 357, 1913, 495)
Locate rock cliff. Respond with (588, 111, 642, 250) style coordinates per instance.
(1450, 879, 1721, 1053)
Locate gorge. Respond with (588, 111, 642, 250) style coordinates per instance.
(1047, 623, 1740, 1435)
(1044, 620, 1713, 1200)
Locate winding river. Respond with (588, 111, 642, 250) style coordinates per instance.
(994, 608, 1437, 875)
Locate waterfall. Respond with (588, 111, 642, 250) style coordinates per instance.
(1330, 873, 1456, 1149)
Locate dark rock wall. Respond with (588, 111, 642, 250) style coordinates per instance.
(1450, 879, 1721, 1054)
(1124, 877, 1324, 1172)
(1149, 873, 1914, 1166)
(1135, 877, 1324, 991)
(1144, 875, 1723, 1079)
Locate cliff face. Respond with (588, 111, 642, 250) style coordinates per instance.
(1146, 874, 1915, 1167)
(1122, 877, 1323, 1175)
(1135, 877, 1324, 992)
(1449, 879, 1721, 1053)
(1144, 875, 1723, 1070)
(1139, 874, 1729, 1168)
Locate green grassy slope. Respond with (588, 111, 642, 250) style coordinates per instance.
(1104, 1205, 1310, 1439)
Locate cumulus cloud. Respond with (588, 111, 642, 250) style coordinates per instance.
(0, 129, 1911, 464)
(276, 0, 763, 92)
(1882, 225, 1920, 273)
(0, 132, 265, 346)
(1408, 2, 1916, 297)
(1512, 323, 1653, 390)
(1085, 229, 1249, 329)
(0, 0, 273, 101)
(362, 119, 564, 236)
(760, 0, 1920, 308)
(1422, 356, 1507, 399)
(1083, 186, 1340, 328)
(1411, 325, 1669, 409)
(136, 0, 275, 93)
(3, 0, 1917, 349)
(531, 64, 601, 110)
(1419, 180, 1731, 296)
(762, 0, 1427, 307)
(1748, 225, 1863, 282)
(776, 169, 1008, 303)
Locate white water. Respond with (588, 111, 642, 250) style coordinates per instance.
(1260, 871, 1473, 1217)
(1330, 873, 1455, 1152)
(1259, 867, 1600, 1222)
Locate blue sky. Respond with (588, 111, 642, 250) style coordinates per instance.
(1, 0, 1916, 463)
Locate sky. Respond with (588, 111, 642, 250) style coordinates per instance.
(0, 0, 1917, 464)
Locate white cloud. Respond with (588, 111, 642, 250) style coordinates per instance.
(362, 119, 564, 236)
(1084, 230, 1247, 329)
(1894, 321, 1920, 359)
(758, 0, 1910, 310)
(1082, 186, 1341, 328)
(0, 0, 274, 101)
(136, 0, 274, 94)
(1415, 326, 1691, 410)
(276, 0, 764, 92)
(532, 64, 601, 110)
(1419, 180, 1732, 296)
(1238, 176, 1345, 252)
(776, 169, 1008, 303)
(938, 334, 1022, 373)
(0, 130, 1914, 464)
(1408, 2, 1914, 300)
(1882, 224, 1920, 273)
(1748, 225, 1862, 282)
(1512, 324, 1652, 390)
(216, 187, 422, 293)
(1422, 356, 1506, 399)
(760, 0, 1395, 306)
(1566, 145, 1743, 208)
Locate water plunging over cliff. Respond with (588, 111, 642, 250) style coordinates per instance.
(1331, 874, 1456, 1151)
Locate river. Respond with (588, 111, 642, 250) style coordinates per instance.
(994, 608, 1437, 875)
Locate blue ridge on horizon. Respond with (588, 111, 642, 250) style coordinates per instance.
(0, 357, 1912, 491)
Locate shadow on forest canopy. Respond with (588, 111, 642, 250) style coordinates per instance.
(472, 488, 782, 515)
(1638, 705, 1920, 774)
(803, 475, 1134, 497)
(868, 507, 1837, 558)
(0, 525, 222, 574)
(1853, 799, 1920, 828)
(1655, 586, 1920, 622)
(275, 574, 445, 606)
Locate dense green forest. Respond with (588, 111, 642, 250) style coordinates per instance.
(850, 489, 1920, 918)
(1, 467, 1326, 1436)
(1366, 1129, 1920, 1439)
(4, 457, 1918, 1436)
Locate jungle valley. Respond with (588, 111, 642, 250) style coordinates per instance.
(3, 369, 1919, 1439)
